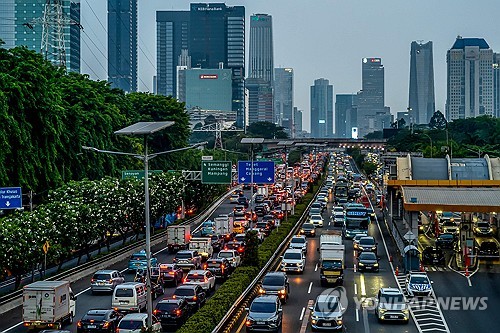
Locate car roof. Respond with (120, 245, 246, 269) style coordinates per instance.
(316, 294, 339, 303)
(264, 271, 286, 278)
(175, 284, 197, 290)
(252, 295, 279, 303)
(94, 270, 117, 274)
(360, 236, 374, 240)
(117, 282, 143, 287)
(292, 235, 306, 239)
(85, 309, 112, 315)
(380, 287, 403, 295)
(158, 298, 183, 305)
(122, 313, 148, 320)
(186, 270, 208, 275)
(408, 272, 428, 278)
(284, 248, 303, 254)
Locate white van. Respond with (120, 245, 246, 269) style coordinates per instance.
(112, 282, 146, 313)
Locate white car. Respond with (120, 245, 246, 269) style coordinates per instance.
(281, 249, 305, 273)
(184, 270, 216, 292)
(229, 194, 240, 204)
(406, 272, 432, 297)
(289, 235, 307, 253)
(376, 288, 409, 323)
(217, 250, 241, 267)
(309, 214, 324, 227)
(117, 313, 161, 333)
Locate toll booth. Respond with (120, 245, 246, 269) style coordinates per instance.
(459, 213, 475, 267)
(403, 245, 420, 273)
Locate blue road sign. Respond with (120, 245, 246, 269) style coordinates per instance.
(238, 161, 275, 184)
(0, 187, 22, 209)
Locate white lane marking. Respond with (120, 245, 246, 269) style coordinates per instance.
(467, 277, 472, 287)
(360, 274, 366, 296)
(354, 283, 358, 295)
(299, 307, 306, 321)
(353, 263, 357, 273)
(314, 263, 318, 272)
(356, 308, 360, 321)
(0, 322, 23, 333)
(308, 282, 313, 293)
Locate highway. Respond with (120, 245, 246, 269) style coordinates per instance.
(0, 189, 252, 333)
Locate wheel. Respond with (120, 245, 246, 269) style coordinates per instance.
(68, 313, 73, 324)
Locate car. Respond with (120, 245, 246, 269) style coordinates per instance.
(421, 247, 445, 266)
(158, 263, 183, 287)
(153, 298, 190, 329)
(172, 284, 207, 310)
(357, 236, 377, 253)
(356, 251, 379, 272)
(116, 313, 161, 333)
(203, 258, 232, 279)
(406, 272, 432, 297)
(435, 233, 456, 249)
(183, 269, 216, 292)
(255, 194, 265, 203)
(311, 202, 324, 213)
(233, 233, 247, 243)
(77, 309, 123, 333)
(309, 293, 345, 331)
(245, 295, 283, 333)
(300, 222, 316, 237)
(224, 240, 246, 255)
(210, 234, 225, 252)
(256, 221, 272, 236)
(281, 248, 306, 273)
(375, 288, 409, 323)
(174, 250, 202, 270)
(352, 233, 369, 250)
(441, 220, 459, 234)
(255, 204, 268, 217)
(309, 214, 324, 227)
(248, 228, 265, 242)
(331, 212, 345, 227)
(90, 270, 125, 294)
(474, 221, 496, 236)
(217, 249, 241, 267)
(262, 215, 277, 228)
(229, 194, 240, 204)
(333, 206, 344, 214)
(475, 237, 500, 258)
(238, 196, 249, 207)
(127, 250, 158, 271)
(233, 205, 246, 216)
(258, 272, 290, 303)
(289, 235, 307, 253)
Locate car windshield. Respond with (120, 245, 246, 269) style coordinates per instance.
(322, 260, 342, 269)
(443, 221, 456, 226)
(256, 223, 268, 228)
(284, 252, 302, 260)
(114, 288, 133, 297)
(480, 242, 498, 250)
(186, 274, 205, 282)
(314, 300, 339, 312)
(82, 313, 106, 321)
(262, 275, 285, 286)
(131, 255, 145, 261)
(291, 238, 305, 244)
(156, 302, 179, 312)
(410, 276, 429, 284)
(354, 234, 367, 241)
(359, 252, 376, 260)
(218, 252, 234, 258)
(119, 320, 143, 329)
(250, 301, 277, 313)
(93, 274, 111, 280)
(380, 294, 404, 304)
(360, 238, 375, 245)
(440, 234, 454, 239)
(176, 253, 192, 259)
(311, 216, 322, 221)
(302, 223, 314, 229)
(174, 288, 194, 296)
(477, 222, 490, 228)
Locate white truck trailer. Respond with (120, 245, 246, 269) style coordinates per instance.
(167, 225, 191, 253)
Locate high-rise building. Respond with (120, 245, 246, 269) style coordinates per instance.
(494, 53, 500, 118)
(335, 94, 357, 138)
(274, 68, 293, 130)
(108, 0, 137, 93)
(247, 14, 274, 125)
(2, 1, 80, 72)
(409, 41, 435, 124)
(184, 68, 233, 112)
(356, 57, 391, 136)
(293, 107, 303, 134)
(446, 36, 494, 120)
(310, 78, 333, 138)
(156, 3, 245, 127)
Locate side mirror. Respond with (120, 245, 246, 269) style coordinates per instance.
(308, 306, 314, 311)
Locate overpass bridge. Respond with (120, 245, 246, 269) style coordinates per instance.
(263, 138, 387, 150)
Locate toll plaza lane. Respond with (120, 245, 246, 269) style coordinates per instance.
(0, 189, 251, 333)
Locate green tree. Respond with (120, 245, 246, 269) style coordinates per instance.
(429, 110, 447, 130)
(242, 231, 259, 267)
(247, 121, 288, 139)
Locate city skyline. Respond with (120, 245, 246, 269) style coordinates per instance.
(73, 0, 500, 132)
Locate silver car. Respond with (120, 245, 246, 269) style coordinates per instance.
(309, 294, 344, 330)
(90, 269, 125, 294)
(376, 288, 409, 323)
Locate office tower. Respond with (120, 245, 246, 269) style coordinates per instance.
(274, 68, 294, 130)
(247, 14, 274, 125)
(356, 57, 391, 136)
(293, 107, 303, 133)
(184, 68, 233, 112)
(156, 4, 245, 127)
(108, 0, 137, 92)
(310, 78, 333, 138)
(494, 53, 500, 118)
(446, 36, 494, 120)
(409, 41, 435, 124)
(2, 1, 80, 72)
(335, 94, 357, 138)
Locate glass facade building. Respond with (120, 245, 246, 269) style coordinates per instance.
(310, 78, 333, 138)
(184, 68, 233, 112)
(409, 41, 435, 124)
(494, 53, 500, 118)
(274, 68, 294, 131)
(335, 94, 357, 138)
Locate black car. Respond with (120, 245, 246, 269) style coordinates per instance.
(436, 233, 456, 249)
(173, 284, 206, 310)
(204, 258, 232, 279)
(238, 196, 249, 208)
(245, 295, 283, 332)
(421, 247, 445, 265)
(159, 263, 184, 287)
(356, 252, 380, 272)
(210, 234, 225, 252)
(256, 221, 272, 236)
(255, 194, 265, 203)
(154, 298, 191, 329)
(258, 272, 290, 303)
(225, 241, 246, 255)
(255, 204, 268, 217)
(77, 309, 122, 333)
(300, 222, 316, 237)
(262, 215, 277, 228)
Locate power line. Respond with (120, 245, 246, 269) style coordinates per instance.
(80, 33, 106, 79)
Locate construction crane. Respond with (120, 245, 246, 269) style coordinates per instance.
(192, 121, 243, 149)
(23, 0, 83, 69)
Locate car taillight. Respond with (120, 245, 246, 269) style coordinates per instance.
(192, 296, 197, 300)
(116, 328, 120, 333)
(203, 264, 208, 269)
(153, 309, 160, 315)
(172, 295, 176, 299)
(91, 279, 95, 283)
(168, 271, 175, 275)
(102, 322, 110, 329)
(77, 321, 82, 328)
(175, 309, 182, 316)
(109, 279, 113, 283)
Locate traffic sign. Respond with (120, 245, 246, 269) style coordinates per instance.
(202, 156, 213, 161)
(237, 161, 275, 184)
(122, 170, 163, 180)
(201, 161, 232, 184)
(0, 187, 22, 210)
(42, 241, 50, 254)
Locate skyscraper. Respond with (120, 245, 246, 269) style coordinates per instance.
(274, 68, 294, 130)
(494, 53, 500, 118)
(108, 0, 137, 93)
(409, 41, 435, 124)
(293, 107, 303, 134)
(310, 78, 333, 138)
(68, 0, 81, 73)
(247, 14, 274, 125)
(335, 94, 357, 138)
(446, 36, 494, 120)
(356, 57, 391, 136)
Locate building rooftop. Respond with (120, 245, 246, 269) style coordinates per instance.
(451, 37, 490, 50)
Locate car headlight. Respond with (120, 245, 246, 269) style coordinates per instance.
(379, 308, 387, 314)
(358, 262, 364, 266)
(278, 289, 286, 294)
(374, 263, 379, 266)
(259, 288, 265, 294)
(372, 246, 377, 250)
(403, 309, 409, 314)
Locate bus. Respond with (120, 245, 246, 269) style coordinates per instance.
(343, 204, 370, 239)
(334, 181, 349, 205)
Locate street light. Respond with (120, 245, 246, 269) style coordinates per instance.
(420, 133, 433, 158)
(277, 141, 295, 221)
(83, 121, 207, 329)
(464, 147, 482, 158)
(240, 138, 264, 226)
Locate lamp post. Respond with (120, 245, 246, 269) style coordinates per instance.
(421, 133, 433, 158)
(464, 147, 482, 158)
(277, 141, 295, 221)
(83, 121, 206, 329)
(240, 138, 264, 227)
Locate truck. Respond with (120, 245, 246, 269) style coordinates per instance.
(22, 281, 76, 330)
(319, 230, 343, 248)
(189, 237, 213, 260)
(214, 216, 233, 239)
(167, 225, 191, 253)
(319, 244, 345, 287)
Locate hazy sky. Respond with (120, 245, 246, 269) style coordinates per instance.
(81, 0, 500, 132)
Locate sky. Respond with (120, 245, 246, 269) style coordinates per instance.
(80, 0, 500, 132)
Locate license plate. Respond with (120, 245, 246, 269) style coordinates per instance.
(323, 323, 332, 326)
(135, 263, 140, 266)
(365, 266, 372, 269)
(389, 315, 399, 319)
(120, 301, 128, 305)
(87, 325, 97, 329)
(257, 321, 265, 325)
(98, 282, 105, 285)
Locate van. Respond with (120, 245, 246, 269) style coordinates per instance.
(474, 237, 500, 259)
(112, 282, 147, 313)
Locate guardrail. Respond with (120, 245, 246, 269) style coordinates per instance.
(0, 187, 236, 314)
(212, 182, 323, 333)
